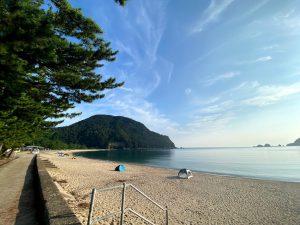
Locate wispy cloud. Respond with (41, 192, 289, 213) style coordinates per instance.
(254, 56, 272, 62)
(190, 0, 235, 34)
(210, 80, 300, 108)
(186, 111, 236, 133)
(200, 100, 234, 113)
(188, 42, 227, 67)
(119, 86, 133, 92)
(246, 7, 300, 39)
(275, 9, 295, 19)
(242, 82, 300, 106)
(184, 79, 300, 136)
(205, 71, 240, 86)
(61, 92, 180, 137)
(112, 0, 173, 97)
(235, 56, 272, 65)
(261, 44, 279, 51)
(237, 0, 271, 21)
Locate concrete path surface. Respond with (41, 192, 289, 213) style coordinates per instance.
(0, 153, 39, 225)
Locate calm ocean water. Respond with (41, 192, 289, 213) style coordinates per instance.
(75, 147, 300, 182)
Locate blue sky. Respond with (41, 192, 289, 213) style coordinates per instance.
(62, 0, 300, 147)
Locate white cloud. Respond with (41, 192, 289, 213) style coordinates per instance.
(254, 56, 272, 63)
(205, 71, 240, 86)
(242, 82, 300, 106)
(191, 0, 235, 34)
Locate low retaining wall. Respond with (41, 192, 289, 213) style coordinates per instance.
(35, 156, 82, 225)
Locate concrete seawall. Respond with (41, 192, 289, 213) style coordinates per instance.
(34, 156, 82, 225)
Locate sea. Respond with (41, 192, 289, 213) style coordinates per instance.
(74, 146, 300, 182)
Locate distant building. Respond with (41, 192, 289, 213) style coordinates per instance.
(23, 146, 45, 151)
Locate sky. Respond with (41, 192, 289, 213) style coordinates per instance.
(61, 0, 300, 147)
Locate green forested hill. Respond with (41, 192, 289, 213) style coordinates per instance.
(49, 115, 175, 149)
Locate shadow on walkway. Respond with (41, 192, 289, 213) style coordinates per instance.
(15, 156, 40, 225)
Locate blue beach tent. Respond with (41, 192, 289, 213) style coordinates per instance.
(115, 164, 126, 172)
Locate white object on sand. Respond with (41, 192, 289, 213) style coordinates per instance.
(178, 168, 193, 179)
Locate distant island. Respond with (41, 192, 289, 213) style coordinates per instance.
(255, 144, 272, 147)
(287, 138, 300, 146)
(38, 115, 175, 149)
(255, 144, 283, 147)
(255, 137, 300, 147)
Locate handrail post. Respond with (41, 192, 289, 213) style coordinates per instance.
(87, 188, 96, 225)
(165, 206, 169, 225)
(120, 183, 126, 225)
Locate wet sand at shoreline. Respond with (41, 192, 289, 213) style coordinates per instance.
(40, 150, 300, 225)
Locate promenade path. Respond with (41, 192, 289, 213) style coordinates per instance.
(0, 153, 39, 225)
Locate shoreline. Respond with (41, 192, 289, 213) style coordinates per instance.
(72, 149, 300, 183)
(40, 150, 300, 225)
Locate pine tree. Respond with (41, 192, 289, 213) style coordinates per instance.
(0, 0, 125, 149)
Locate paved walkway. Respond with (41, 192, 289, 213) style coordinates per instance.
(0, 153, 39, 225)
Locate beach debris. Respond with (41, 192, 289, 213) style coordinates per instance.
(57, 152, 70, 157)
(115, 164, 126, 172)
(178, 168, 193, 179)
(78, 202, 90, 209)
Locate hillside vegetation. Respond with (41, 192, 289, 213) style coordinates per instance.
(38, 115, 175, 149)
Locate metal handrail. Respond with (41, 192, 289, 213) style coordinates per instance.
(127, 208, 156, 225)
(87, 183, 169, 225)
(128, 184, 166, 210)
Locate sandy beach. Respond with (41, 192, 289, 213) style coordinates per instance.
(40, 150, 300, 225)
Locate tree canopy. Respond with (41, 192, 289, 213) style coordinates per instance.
(0, 0, 125, 149)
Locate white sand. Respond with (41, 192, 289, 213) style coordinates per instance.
(40, 150, 300, 225)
